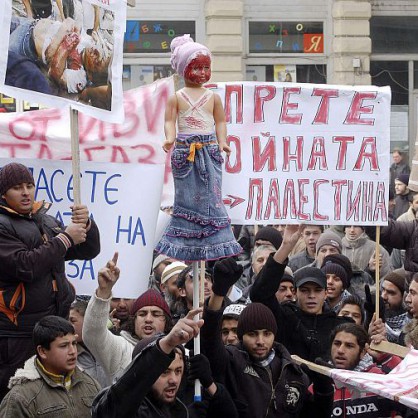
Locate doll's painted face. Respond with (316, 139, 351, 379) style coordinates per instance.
(184, 54, 211, 85)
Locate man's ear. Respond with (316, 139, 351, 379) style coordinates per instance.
(37, 345, 48, 361)
(360, 343, 368, 360)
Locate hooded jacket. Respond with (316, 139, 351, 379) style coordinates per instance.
(0, 356, 100, 418)
(0, 200, 100, 336)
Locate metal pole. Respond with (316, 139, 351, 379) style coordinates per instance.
(192, 261, 201, 401)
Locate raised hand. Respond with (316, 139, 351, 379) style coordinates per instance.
(97, 252, 120, 299)
(212, 257, 243, 297)
(159, 308, 204, 354)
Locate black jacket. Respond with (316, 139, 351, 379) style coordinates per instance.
(92, 338, 238, 418)
(201, 305, 333, 418)
(0, 200, 100, 336)
(250, 254, 350, 362)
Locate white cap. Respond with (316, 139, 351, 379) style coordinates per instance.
(161, 261, 188, 284)
(222, 304, 246, 318)
(152, 254, 171, 271)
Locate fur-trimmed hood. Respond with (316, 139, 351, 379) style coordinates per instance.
(403, 318, 418, 349)
(8, 356, 40, 389)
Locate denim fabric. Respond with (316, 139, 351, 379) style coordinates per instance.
(156, 133, 241, 261)
(9, 17, 38, 63)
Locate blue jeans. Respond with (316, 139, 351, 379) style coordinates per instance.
(156, 133, 242, 261)
(9, 16, 38, 63)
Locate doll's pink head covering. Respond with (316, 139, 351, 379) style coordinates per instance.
(170, 34, 211, 76)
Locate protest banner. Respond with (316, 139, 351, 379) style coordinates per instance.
(207, 82, 391, 226)
(0, 157, 164, 298)
(0, 0, 126, 123)
(330, 348, 418, 412)
(0, 77, 174, 296)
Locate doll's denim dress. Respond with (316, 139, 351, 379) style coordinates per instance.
(156, 133, 241, 261)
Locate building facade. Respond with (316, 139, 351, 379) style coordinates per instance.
(124, 0, 418, 159)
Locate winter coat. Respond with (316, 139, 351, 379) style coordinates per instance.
(393, 193, 412, 220)
(92, 338, 238, 418)
(201, 306, 315, 418)
(82, 293, 139, 383)
(288, 249, 315, 273)
(341, 233, 392, 278)
(0, 356, 100, 418)
(366, 219, 418, 273)
(77, 344, 112, 389)
(251, 255, 351, 362)
(0, 200, 100, 337)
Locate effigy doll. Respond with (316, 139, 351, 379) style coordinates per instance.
(155, 34, 242, 261)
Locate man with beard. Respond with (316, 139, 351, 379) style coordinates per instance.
(322, 323, 404, 418)
(83, 253, 173, 383)
(381, 272, 410, 343)
(92, 309, 238, 418)
(201, 258, 334, 418)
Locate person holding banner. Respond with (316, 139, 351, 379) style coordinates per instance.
(314, 322, 405, 418)
(0, 162, 100, 402)
(155, 34, 241, 261)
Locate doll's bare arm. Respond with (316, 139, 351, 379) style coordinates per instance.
(213, 93, 230, 155)
(163, 94, 178, 152)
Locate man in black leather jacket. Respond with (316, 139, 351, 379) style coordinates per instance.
(92, 308, 238, 418)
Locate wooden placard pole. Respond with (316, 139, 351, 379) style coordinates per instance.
(375, 226, 381, 320)
(70, 108, 81, 205)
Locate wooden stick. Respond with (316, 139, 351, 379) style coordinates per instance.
(369, 341, 409, 358)
(291, 355, 331, 376)
(375, 226, 381, 320)
(70, 108, 81, 205)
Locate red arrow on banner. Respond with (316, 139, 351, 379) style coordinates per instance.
(223, 195, 245, 209)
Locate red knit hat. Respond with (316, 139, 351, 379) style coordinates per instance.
(131, 289, 171, 318)
(0, 163, 34, 195)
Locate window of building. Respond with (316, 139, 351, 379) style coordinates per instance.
(248, 21, 324, 54)
(371, 61, 409, 153)
(371, 17, 418, 54)
(246, 64, 326, 84)
(370, 61, 408, 106)
(124, 20, 195, 53)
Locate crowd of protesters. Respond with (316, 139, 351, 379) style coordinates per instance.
(1, 156, 418, 418)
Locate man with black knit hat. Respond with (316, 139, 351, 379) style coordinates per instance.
(275, 267, 296, 303)
(393, 173, 412, 220)
(201, 259, 334, 418)
(251, 225, 351, 363)
(382, 271, 410, 342)
(83, 253, 173, 383)
(0, 162, 100, 402)
(254, 226, 283, 250)
(321, 254, 353, 312)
